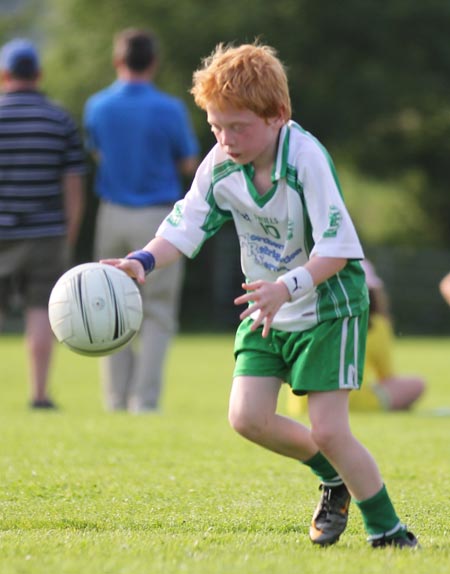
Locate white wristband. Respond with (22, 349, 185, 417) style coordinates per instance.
(278, 267, 314, 301)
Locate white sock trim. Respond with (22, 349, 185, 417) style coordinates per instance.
(367, 521, 405, 541)
(322, 476, 344, 487)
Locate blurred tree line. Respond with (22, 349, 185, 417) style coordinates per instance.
(2, 0, 449, 332)
(44, 0, 450, 246)
(3, 0, 447, 246)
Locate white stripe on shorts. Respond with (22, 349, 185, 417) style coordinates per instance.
(339, 316, 359, 390)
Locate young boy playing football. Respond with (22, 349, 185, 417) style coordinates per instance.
(102, 42, 418, 548)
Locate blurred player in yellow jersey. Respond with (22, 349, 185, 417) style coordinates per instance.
(287, 259, 426, 413)
(439, 272, 450, 306)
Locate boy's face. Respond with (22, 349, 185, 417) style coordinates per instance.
(206, 104, 284, 168)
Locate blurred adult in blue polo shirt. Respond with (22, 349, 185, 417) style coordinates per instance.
(84, 28, 199, 413)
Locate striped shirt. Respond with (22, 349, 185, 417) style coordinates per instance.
(0, 90, 85, 239)
(157, 120, 369, 332)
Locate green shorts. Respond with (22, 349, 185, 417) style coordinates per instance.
(233, 310, 369, 395)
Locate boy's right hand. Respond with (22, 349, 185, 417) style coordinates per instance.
(100, 258, 146, 285)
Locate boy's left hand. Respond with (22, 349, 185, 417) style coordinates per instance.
(234, 280, 290, 338)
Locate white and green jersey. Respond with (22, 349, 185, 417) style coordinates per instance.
(157, 120, 368, 332)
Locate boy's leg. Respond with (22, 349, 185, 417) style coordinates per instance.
(228, 375, 319, 460)
(229, 376, 349, 545)
(308, 390, 383, 500)
(308, 390, 418, 547)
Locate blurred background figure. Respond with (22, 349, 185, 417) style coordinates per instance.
(286, 259, 426, 415)
(350, 259, 426, 410)
(0, 39, 85, 409)
(439, 272, 450, 306)
(84, 28, 199, 414)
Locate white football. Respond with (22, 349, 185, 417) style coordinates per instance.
(48, 262, 143, 357)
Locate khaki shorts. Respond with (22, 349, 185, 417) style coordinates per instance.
(234, 310, 369, 395)
(0, 237, 69, 309)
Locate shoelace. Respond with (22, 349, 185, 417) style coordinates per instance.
(317, 487, 333, 520)
(318, 486, 347, 520)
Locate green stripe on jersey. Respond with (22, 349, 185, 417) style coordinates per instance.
(316, 261, 369, 322)
(212, 159, 241, 181)
(286, 164, 314, 258)
(290, 123, 344, 199)
(190, 161, 234, 258)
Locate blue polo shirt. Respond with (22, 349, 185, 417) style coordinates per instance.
(84, 80, 199, 207)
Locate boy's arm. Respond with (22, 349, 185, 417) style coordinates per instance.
(100, 236, 183, 284)
(302, 256, 347, 285)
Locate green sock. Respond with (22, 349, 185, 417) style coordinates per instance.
(301, 451, 342, 486)
(355, 484, 407, 539)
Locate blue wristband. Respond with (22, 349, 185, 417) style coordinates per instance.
(126, 250, 155, 275)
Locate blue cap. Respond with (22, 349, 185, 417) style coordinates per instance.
(0, 39, 40, 78)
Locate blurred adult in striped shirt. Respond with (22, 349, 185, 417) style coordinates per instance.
(0, 38, 85, 409)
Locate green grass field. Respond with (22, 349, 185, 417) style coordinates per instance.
(0, 334, 449, 574)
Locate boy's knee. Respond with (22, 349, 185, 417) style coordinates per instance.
(228, 406, 249, 436)
(310, 425, 342, 453)
(228, 405, 262, 441)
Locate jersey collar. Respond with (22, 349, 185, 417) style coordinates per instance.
(242, 121, 290, 184)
